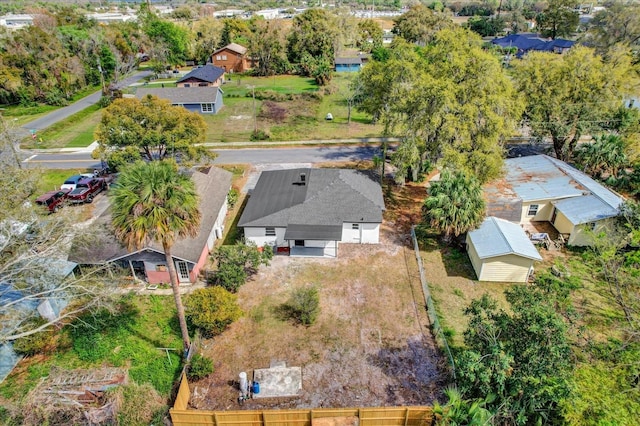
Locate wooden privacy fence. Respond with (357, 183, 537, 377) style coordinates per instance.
(170, 374, 434, 426)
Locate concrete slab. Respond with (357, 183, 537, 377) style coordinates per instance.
(252, 366, 302, 398)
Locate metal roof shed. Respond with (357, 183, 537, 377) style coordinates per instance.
(466, 217, 542, 283)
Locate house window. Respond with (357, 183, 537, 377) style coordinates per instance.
(527, 205, 539, 216)
(351, 223, 360, 230)
(222, 54, 227, 60)
(586, 222, 597, 231)
(184, 83, 190, 88)
(265, 227, 276, 236)
(201, 103, 213, 112)
(198, 82, 209, 87)
(216, 55, 221, 60)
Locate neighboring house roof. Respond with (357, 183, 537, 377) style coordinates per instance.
(487, 155, 623, 224)
(176, 64, 225, 84)
(468, 217, 542, 261)
(69, 167, 232, 265)
(335, 57, 362, 65)
(491, 34, 575, 54)
(135, 87, 222, 105)
(213, 43, 247, 56)
(238, 168, 385, 229)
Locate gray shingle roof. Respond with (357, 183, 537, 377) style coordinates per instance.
(135, 87, 221, 104)
(238, 168, 385, 228)
(335, 57, 362, 65)
(177, 64, 225, 84)
(69, 167, 232, 265)
(469, 216, 542, 261)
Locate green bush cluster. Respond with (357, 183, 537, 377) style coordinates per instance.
(187, 354, 214, 380)
(250, 129, 270, 141)
(282, 285, 320, 326)
(184, 287, 242, 337)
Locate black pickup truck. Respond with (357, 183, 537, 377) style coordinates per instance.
(67, 178, 107, 204)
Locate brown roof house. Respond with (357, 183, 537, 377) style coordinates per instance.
(68, 167, 232, 285)
(211, 43, 251, 73)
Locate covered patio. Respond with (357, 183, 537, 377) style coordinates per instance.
(284, 224, 341, 258)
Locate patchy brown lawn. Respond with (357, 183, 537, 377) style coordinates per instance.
(190, 183, 446, 410)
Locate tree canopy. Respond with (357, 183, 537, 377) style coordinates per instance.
(357, 28, 522, 183)
(535, 0, 580, 39)
(94, 95, 210, 166)
(513, 46, 638, 161)
(391, 4, 454, 46)
(286, 8, 338, 66)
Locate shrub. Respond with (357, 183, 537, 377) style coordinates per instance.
(188, 354, 214, 380)
(12, 319, 55, 356)
(227, 187, 240, 209)
(184, 287, 242, 337)
(213, 242, 273, 292)
(250, 129, 270, 141)
(283, 285, 320, 326)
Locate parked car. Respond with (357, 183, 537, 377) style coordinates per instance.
(35, 189, 70, 213)
(60, 174, 94, 191)
(67, 178, 107, 204)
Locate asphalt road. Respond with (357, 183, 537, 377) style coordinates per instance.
(21, 145, 382, 169)
(21, 70, 153, 131)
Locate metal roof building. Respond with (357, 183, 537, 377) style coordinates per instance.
(466, 217, 542, 283)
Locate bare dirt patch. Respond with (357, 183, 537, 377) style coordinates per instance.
(191, 184, 445, 410)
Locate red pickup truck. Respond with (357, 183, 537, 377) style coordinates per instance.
(67, 178, 107, 204)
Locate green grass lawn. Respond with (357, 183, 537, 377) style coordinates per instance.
(35, 169, 87, 195)
(0, 295, 183, 400)
(16, 74, 383, 148)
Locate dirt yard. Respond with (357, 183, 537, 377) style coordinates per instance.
(192, 183, 446, 410)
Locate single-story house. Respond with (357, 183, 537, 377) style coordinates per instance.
(491, 33, 575, 57)
(466, 216, 542, 283)
(485, 155, 624, 246)
(211, 43, 251, 73)
(334, 57, 363, 72)
(135, 87, 224, 114)
(176, 64, 225, 88)
(68, 167, 232, 284)
(238, 168, 385, 257)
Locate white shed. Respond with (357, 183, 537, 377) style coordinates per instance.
(466, 217, 542, 283)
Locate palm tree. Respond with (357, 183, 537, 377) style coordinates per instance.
(110, 160, 201, 354)
(423, 169, 485, 241)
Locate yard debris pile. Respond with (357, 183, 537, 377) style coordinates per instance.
(22, 367, 128, 425)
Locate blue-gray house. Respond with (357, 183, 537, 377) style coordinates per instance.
(335, 57, 363, 72)
(135, 86, 224, 114)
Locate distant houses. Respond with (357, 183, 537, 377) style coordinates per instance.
(211, 43, 252, 73)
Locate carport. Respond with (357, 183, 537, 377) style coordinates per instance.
(284, 224, 341, 257)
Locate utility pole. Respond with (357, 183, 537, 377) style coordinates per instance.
(248, 85, 257, 133)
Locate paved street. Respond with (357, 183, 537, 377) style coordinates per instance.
(21, 70, 152, 131)
(21, 145, 382, 169)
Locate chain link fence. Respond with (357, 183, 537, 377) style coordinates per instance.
(410, 226, 456, 380)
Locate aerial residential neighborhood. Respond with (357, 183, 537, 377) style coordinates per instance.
(1, 1, 639, 426)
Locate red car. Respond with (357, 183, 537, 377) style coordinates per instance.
(35, 189, 70, 213)
(67, 178, 107, 204)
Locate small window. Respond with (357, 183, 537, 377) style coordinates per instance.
(222, 55, 227, 60)
(527, 205, 539, 216)
(265, 227, 276, 236)
(586, 222, 597, 231)
(351, 223, 360, 230)
(199, 82, 208, 87)
(184, 83, 190, 88)
(216, 55, 221, 60)
(201, 103, 213, 112)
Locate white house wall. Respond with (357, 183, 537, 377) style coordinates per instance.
(206, 194, 230, 251)
(341, 223, 380, 244)
(478, 254, 533, 283)
(520, 200, 555, 223)
(243, 227, 286, 247)
(567, 217, 615, 247)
